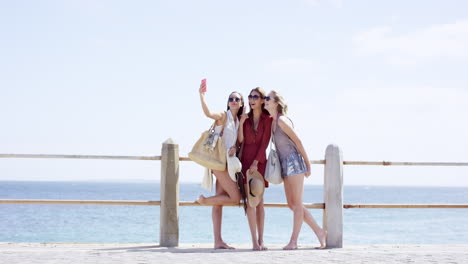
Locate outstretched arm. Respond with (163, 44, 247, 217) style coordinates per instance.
(199, 83, 224, 122)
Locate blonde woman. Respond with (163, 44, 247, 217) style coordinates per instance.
(264, 90, 327, 250)
(196, 81, 244, 249)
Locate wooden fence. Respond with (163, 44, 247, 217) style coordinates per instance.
(1, 139, 468, 248)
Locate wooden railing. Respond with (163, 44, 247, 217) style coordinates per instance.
(1, 140, 468, 248)
(0, 199, 325, 208)
(2, 199, 466, 209)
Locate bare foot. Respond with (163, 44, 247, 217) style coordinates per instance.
(317, 230, 327, 249)
(258, 239, 267, 250)
(282, 241, 298, 250)
(214, 242, 235, 249)
(259, 244, 268, 250)
(252, 243, 261, 251)
(196, 195, 206, 205)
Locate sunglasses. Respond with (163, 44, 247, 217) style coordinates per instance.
(264, 96, 272, 101)
(248, 95, 261, 100)
(228, 97, 241, 102)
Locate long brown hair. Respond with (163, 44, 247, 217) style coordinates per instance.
(248, 87, 269, 131)
(226, 91, 245, 119)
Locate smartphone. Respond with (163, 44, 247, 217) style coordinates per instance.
(201, 78, 207, 92)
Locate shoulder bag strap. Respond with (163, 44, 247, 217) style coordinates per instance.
(209, 112, 228, 134)
(269, 119, 276, 151)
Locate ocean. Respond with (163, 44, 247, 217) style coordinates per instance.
(1, 181, 467, 245)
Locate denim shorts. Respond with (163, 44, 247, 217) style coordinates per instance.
(280, 151, 307, 177)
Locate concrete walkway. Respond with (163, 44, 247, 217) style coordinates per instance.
(1, 243, 467, 264)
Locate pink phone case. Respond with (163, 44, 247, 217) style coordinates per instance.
(201, 79, 207, 92)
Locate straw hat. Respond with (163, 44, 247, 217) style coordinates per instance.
(246, 170, 265, 207)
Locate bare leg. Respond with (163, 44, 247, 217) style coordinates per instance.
(283, 174, 326, 249)
(256, 200, 267, 250)
(246, 204, 261, 250)
(303, 207, 327, 248)
(245, 182, 268, 251)
(283, 174, 305, 250)
(212, 181, 234, 249)
(198, 169, 241, 206)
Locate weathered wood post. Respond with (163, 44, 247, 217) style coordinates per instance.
(323, 144, 343, 248)
(160, 138, 179, 247)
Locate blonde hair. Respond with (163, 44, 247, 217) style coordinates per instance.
(270, 90, 288, 115)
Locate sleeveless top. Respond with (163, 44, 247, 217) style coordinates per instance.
(273, 116, 299, 160)
(213, 110, 239, 150)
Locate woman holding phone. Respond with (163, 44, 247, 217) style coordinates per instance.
(196, 79, 244, 249)
(264, 90, 327, 250)
(238, 87, 272, 251)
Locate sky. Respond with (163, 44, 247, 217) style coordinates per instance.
(1, 0, 467, 186)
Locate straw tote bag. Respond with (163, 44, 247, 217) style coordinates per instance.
(188, 115, 227, 171)
(265, 131, 283, 184)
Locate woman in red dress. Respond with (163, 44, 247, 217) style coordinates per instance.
(238, 87, 272, 250)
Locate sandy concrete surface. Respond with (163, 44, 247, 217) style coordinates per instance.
(1, 243, 467, 264)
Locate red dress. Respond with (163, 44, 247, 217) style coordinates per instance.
(240, 113, 273, 187)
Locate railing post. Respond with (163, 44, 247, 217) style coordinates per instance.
(160, 138, 179, 247)
(323, 144, 343, 248)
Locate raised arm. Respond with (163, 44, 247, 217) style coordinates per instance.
(277, 116, 311, 177)
(199, 83, 224, 122)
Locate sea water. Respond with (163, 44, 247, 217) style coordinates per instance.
(1, 181, 467, 245)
